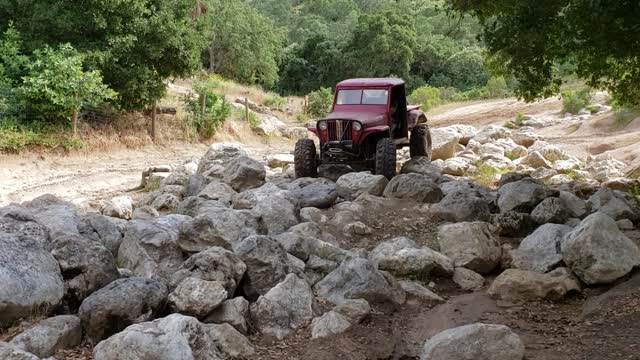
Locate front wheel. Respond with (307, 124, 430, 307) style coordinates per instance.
(294, 139, 318, 178)
(410, 124, 432, 160)
(375, 138, 396, 180)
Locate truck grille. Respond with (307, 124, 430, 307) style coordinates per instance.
(327, 120, 352, 141)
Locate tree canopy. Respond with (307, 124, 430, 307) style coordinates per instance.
(447, 0, 640, 105)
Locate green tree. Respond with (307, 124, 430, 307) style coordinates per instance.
(18, 44, 116, 136)
(205, 0, 284, 87)
(447, 0, 640, 106)
(349, 10, 417, 78)
(307, 87, 334, 117)
(0, 0, 206, 110)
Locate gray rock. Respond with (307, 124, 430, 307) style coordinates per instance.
(102, 196, 133, 220)
(400, 157, 442, 182)
(511, 224, 572, 273)
(369, 237, 453, 276)
(206, 323, 255, 358)
(175, 196, 227, 217)
(582, 271, 640, 318)
(203, 297, 250, 334)
(118, 215, 191, 283)
(530, 197, 572, 224)
(399, 280, 444, 305)
(184, 173, 211, 198)
(0, 342, 39, 360)
(197, 182, 237, 205)
(274, 222, 347, 262)
(488, 268, 581, 303)
(588, 188, 640, 222)
(233, 235, 291, 300)
(78, 277, 168, 343)
(9, 315, 81, 358)
(310, 299, 370, 339)
(0, 206, 49, 245)
(318, 164, 353, 182)
(286, 177, 338, 209)
(222, 156, 266, 192)
(168, 277, 228, 319)
(617, 218, 635, 230)
(132, 206, 160, 220)
(93, 314, 224, 360)
(490, 211, 536, 238)
(314, 257, 406, 305)
(24, 195, 81, 240)
(452, 268, 485, 291)
(497, 178, 558, 213)
(558, 191, 589, 219)
(383, 174, 444, 203)
(420, 323, 524, 360)
(437, 222, 501, 274)
(432, 190, 492, 222)
(232, 183, 299, 235)
(336, 172, 388, 200)
(561, 213, 640, 285)
(169, 247, 246, 295)
(79, 213, 125, 257)
(250, 274, 317, 339)
(197, 142, 248, 175)
(51, 235, 120, 310)
(0, 232, 65, 327)
(177, 209, 259, 252)
(498, 172, 530, 187)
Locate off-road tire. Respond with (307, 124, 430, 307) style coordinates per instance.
(409, 123, 432, 160)
(375, 137, 396, 180)
(294, 139, 318, 178)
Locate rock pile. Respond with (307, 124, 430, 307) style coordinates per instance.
(0, 133, 638, 359)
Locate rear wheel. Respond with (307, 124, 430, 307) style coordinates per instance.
(294, 139, 318, 178)
(375, 137, 396, 180)
(410, 123, 432, 160)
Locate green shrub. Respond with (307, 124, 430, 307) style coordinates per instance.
(183, 77, 231, 139)
(296, 113, 309, 123)
(505, 112, 525, 129)
(0, 117, 84, 153)
(562, 88, 591, 114)
(263, 94, 286, 110)
(307, 87, 333, 117)
(247, 111, 259, 129)
(471, 164, 509, 187)
(409, 86, 442, 111)
(486, 76, 510, 98)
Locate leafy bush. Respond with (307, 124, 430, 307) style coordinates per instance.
(247, 111, 259, 129)
(409, 86, 442, 111)
(562, 88, 591, 114)
(263, 94, 286, 110)
(0, 118, 83, 153)
(183, 77, 231, 139)
(504, 112, 525, 129)
(307, 87, 333, 117)
(486, 76, 510, 98)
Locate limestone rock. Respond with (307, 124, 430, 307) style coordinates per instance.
(437, 222, 501, 274)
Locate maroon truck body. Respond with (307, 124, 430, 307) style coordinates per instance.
(295, 78, 432, 179)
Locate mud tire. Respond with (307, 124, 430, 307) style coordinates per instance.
(294, 139, 318, 178)
(409, 123, 433, 160)
(375, 137, 397, 180)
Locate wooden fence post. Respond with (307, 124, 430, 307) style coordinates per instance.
(244, 97, 249, 123)
(72, 110, 78, 138)
(151, 102, 157, 141)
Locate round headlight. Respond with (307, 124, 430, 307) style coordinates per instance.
(318, 120, 328, 131)
(353, 122, 362, 131)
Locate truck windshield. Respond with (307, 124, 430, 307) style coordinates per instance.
(336, 89, 388, 105)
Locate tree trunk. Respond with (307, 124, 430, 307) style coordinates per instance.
(151, 102, 157, 141)
(200, 92, 206, 114)
(72, 110, 78, 138)
(208, 47, 215, 72)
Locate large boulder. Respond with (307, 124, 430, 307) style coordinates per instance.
(400, 157, 442, 182)
(420, 323, 524, 360)
(232, 235, 291, 300)
(168, 277, 228, 319)
(175, 196, 226, 218)
(204, 297, 250, 334)
(78, 277, 168, 343)
(250, 274, 317, 339)
(0, 205, 49, 244)
(588, 188, 640, 222)
(0, 233, 63, 326)
(430, 127, 462, 160)
(452, 268, 485, 291)
(93, 314, 225, 360)
(9, 315, 81, 358)
(530, 197, 573, 224)
(177, 209, 259, 252)
(497, 178, 558, 213)
(169, 247, 246, 295)
(232, 183, 298, 235)
(206, 322, 255, 358)
(118, 215, 191, 283)
(310, 299, 370, 339)
(336, 172, 388, 200)
(561, 213, 640, 285)
(79, 213, 126, 257)
(274, 222, 348, 262)
(50, 235, 120, 310)
(383, 174, 444, 203)
(472, 125, 512, 144)
(511, 224, 572, 273)
(559, 191, 590, 219)
(431, 189, 492, 223)
(197, 142, 248, 176)
(369, 237, 453, 276)
(196, 182, 237, 205)
(222, 156, 266, 192)
(488, 268, 580, 303)
(0, 342, 40, 360)
(437, 222, 501, 274)
(102, 196, 134, 220)
(490, 211, 536, 238)
(446, 124, 478, 145)
(314, 257, 406, 305)
(285, 177, 338, 209)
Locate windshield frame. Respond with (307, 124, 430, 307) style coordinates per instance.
(335, 88, 390, 106)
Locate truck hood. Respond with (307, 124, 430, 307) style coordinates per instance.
(325, 110, 387, 123)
